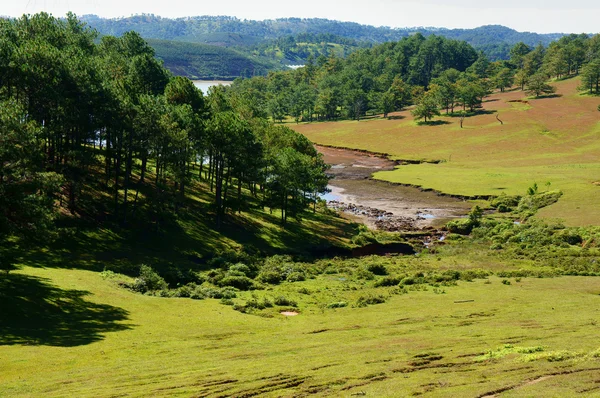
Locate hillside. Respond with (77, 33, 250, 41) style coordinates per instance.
(293, 77, 600, 226)
(147, 38, 281, 80)
(81, 15, 568, 64)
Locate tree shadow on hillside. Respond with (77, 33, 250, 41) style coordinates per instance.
(0, 274, 132, 346)
(387, 115, 405, 120)
(530, 94, 563, 100)
(416, 120, 451, 126)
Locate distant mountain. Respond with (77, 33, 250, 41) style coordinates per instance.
(82, 15, 565, 48)
(81, 15, 569, 78)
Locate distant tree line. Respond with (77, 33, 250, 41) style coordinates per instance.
(0, 13, 329, 266)
(229, 32, 600, 124)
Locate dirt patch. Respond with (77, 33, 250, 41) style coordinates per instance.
(281, 311, 299, 316)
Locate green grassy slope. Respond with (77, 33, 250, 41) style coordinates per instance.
(294, 78, 600, 226)
(2, 262, 600, 397)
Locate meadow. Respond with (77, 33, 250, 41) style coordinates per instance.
(294, 78, 600, 226)
(3, 252, 600, 397)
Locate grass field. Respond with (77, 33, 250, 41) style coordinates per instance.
(4, 79, 600, 398)
(2, 259, 600, 397)
(293, 78, 600, 226)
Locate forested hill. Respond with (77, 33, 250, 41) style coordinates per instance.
(81, 15, 566, 59)
(146, 39, 280, 80)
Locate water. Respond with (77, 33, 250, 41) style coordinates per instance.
(316, 145, 472, 228)
(319, 185, 344, 202)
(191, 80, 232, 95)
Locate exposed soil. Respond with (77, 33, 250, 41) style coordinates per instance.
(280, 311, 299, 316)
(317, 145, 472, 231)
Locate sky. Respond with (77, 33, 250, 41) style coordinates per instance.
(2, 0, 599, 34)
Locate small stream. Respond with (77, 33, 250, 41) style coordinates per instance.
(317, 145, 471, 231)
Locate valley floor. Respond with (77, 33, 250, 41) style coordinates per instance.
(2, 263, 600, 397)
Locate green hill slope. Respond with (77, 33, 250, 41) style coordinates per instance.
(147, 39, 281, 80)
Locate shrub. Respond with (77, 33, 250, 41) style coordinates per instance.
(553, 230, 583, 246)
(354, 267, 375, 280)
(374, 276, 402, 287)
(367, 263, 388, 276)
(446, 218, 475, 235)
(297, 287, 311, 295)
(220, 298, 234, 306)
(172, 285, 193, 298)
(356, 295, 387, 307)
(273, 296, 298, 307)
(228, 263, 253, 277)
(286, 271, 306, 282)
(257, 270, 283, 284)
(191, 286, 238, 300)
(234, 297, 274, 313)
(218, 275, 254, 290)
(517, 190, 563, 214)
(133, 264, 168, 293)
(491, 193, 520, 210)
(327, 301, 348, 308)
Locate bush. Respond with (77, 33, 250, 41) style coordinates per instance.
(219, 275, 254, 290)
(162, 266, 203, 286)
(374, 275, 402, 287)
(220, 298, 234, 306)
(553, 230, 583, 246)
(327, 301, 348, 308)
(273, 296, 298, 307)
(367, 263, 388, 276)
(228, 263, 253, 277)
(286, 271, 306, 282)
(354, 267, 375, 280)
(446, 218, 475, 235)
(191, 286, 238, 300)
(133, 264, 168, 293)
(491, 194, 520, 212)
(257, 270, 283, 284)
(172, 285, 193, 298)
(356, 294, 387, 307)
(517, 190, 563, 214)
(233, 297, 274, 313)
(257, 255, 303, 284)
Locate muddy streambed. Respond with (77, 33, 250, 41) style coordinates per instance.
(316, 145, 472, 231)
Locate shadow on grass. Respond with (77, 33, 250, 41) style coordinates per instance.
(416, 120, 451, 126)
(530, 94, 563, 100)
(446, 109, 496, 117)
(387, 115, 405, 120)
(0, 274, 132, 346)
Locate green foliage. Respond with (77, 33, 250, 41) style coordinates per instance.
(490, 193, 521, 213)
(326, 301, 348, 309)
(355, 294, 387, 307)
(233, 297, 274, 313)
(273, 296, 298, 307)
(133, 265, 168, 293)
(517, 190, 563, 215)
(412, 91, 441, 123)
(446, 205, 483, 235)
(373, 276, 402, 287)
(526, 74, 557, 97)
(218, 275, 255, 290)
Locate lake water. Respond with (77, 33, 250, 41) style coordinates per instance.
(191, 80, 232, 94)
